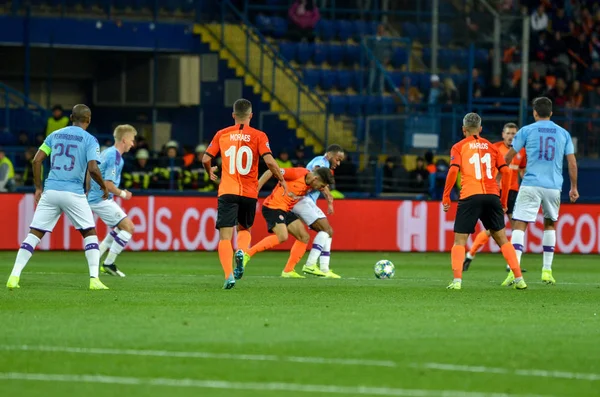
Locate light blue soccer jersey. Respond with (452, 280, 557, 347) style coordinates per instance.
(512, 120, 574, 190)
(305, 155, 330, 202)
(88, 146, 124, 204)
(41, 126, 101, 194)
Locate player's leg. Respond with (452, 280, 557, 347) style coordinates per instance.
(90, 200, 131, 277)
(463, 229, 491, 271)
(246, 208, 289, 258)
(282, 216, 309, 278)
(448, 197, 480, 289)
(233, 197, 258, 280)
(103, 217, 134, 277)
(99, 228, 119, 258)
(540, 188, 560, 285)
(215, 195, 239, 289)
(7, 191, 60, 289)
(292, 199, 329, 277)
(64, 193, 109, 290)
(311, 218, 339, 278)
(510, 186, 541, 267)
(503, 190, 527, 272)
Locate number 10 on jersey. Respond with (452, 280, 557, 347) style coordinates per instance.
(224, 146, 253, 175)
(469, 153, 493, 180)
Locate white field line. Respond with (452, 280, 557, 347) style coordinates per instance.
(2, 345, 600, 383)
(0, 372, 553, 397)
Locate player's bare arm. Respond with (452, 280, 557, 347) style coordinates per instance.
(201, 153, 218, 181)
(567, 153, 579, 202)
(32, 149, 47, 204)
(104, 180, 132, 200)
(504, 148, 517, 164)
(321, 186, 335, 214)
(263, 153, 289, 196)
(257, 169, 273, 191)
(88, 160, 109, 200)
(442, 165, 459, 212)
(498, 166, 511, 212)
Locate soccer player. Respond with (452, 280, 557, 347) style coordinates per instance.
(6, 104, 110, 290)
(442, 113, 526, 290)
(503, 97, 578, 286)
(88, 124, 137, 277)
(202, 98, 287, 290)
(236, 167, 335, 278)
(463, 122, 527, 272)
(292, 144, 345, 278)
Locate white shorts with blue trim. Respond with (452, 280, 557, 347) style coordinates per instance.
(512, 185, 561, 223)
(89, 199, 128, 228)
(30, 190, 96, 232)
(291, 197, 326, 226)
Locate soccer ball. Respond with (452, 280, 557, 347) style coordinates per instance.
(374, 260, 395, 279)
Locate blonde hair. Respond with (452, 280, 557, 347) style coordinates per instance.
(113, 124, 137, 141)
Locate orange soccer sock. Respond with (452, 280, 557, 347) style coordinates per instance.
(500, 242, 523, 278)
(237, 230, 252, 252)
(248, 235, 281, 257)
(451, 245, 465, 280)
(218, 240, 234, 279)
(283, 241, 308, 273)
(469, 231, 490, 257)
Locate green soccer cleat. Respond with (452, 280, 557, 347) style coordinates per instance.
(302, 264, 326, 277)
(281, 270, 305, 278)
(223, 274, 236, 290)
(513, 279, 528, 290)
(323, 269, 341, 279)
(447, 280, 462, 290)
(501, 271, 515, 286)
(89, 278, 109, 290)
(542, 269, 556, 285)
(6, 276, 20, 289)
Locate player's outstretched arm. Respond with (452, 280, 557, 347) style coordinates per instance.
(257, 169, 273, 191)
(504, 148, 517, 164)
(442, 166, 459, 212)
(263, 153, 289, 196)
(32, 150, 47, 203)
(498, 166, 511, 211)
(104, 180, 132, 200)
(567, 153, 579, 202)
(88, 160, 109, 200)
(202, 153, 218, 181)
(321, 186, 335, 214)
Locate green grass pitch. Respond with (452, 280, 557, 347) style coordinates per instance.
(1, 250, 599, 397)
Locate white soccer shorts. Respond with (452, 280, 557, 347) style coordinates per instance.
(89, 199, 128, 228)
(512, 185, 561, 223)
(30, 190, 96, 232)
(291, 197, 326, 226)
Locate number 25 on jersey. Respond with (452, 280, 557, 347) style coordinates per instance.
(469, 153, 493, 180)
(224, 145, 253, 175)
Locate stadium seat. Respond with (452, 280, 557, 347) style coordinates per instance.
(316, 19, 334, 41)
(296, 42, 313, 64)
(336, 70, 352, 90)
(328, 95, 347, 115)
(303, 69, 320, 89)
(347, 95, 364, 114)
(417, 22, 431, 42)
(392, 47, 408, 68)
(271, 17, 288, 38)
(279, 42, 297, 62)
(327, 44, 344, 66)
(402, 22, 418, 40)
(365, 95, 382, 114)
(350, 70, 363, 91)
(352, 20, 367, 39)
(439, 23, 453, 45)
(335, 20, 353, 41)
(382, 96, 396, 114)
(255, 15, 272, 34)
(320, 70, 337, 90)
(313, 43, 327, 65)
(367, 21, 379, 35)
(344, 45, 361, 65)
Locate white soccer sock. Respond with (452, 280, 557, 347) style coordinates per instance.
(542, 230, 556, 271)
(466, 252, 474, 260)
(11, 234, 41, 277)
(306, 231, 329, 266)
(319, 237, 332, 272)
(511, 229, 525, 264)
(104, 230, 132, 265)
(99, 228, 119, 257)
(84, 236, 100, 278)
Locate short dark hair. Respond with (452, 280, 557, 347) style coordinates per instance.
(533, 97, 552, 118)
(326, 144, 343, 154)
(71, 104, 91, 123)
(503, 122, 518, 131)
(233, 99, 252, 117)
(314, 167, 335, 185)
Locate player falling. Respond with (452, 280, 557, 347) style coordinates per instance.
(463, 122, 527, 272)
(201, 99, 287, 290)
(87, 124, 137, 277)
(234, 167, 334, 278)
(502, 97, 578, 286)
(7, 104, 110, 290)
(291, 144, 345, 278)
(442, 112, 526, 290)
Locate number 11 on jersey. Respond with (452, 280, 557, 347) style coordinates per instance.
(469, 152, 493, 180)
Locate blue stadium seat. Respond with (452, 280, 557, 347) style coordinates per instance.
(367, 21, 379, 35)
(336, 70, 352, 90)
(320, 70, 337, 90)
(392, 47, 408, 68)
(327, 44, 344, 66)
(457, 49, 469, 68)
(296, 42, 313, 64)
(389, 71, 404, 87)
(476, 48, 489, 65)
(271, 17, 288, 38)
(255, 15, 272, 34)
(335, 20, 353, 41)
(0, 133, 17, 145)
(382, 96, 396, 114)
(422, 47, 431, 67)
(279, 42, 297, 62)
(402, 22, 418, 40)
(316, 19, 334, 40)
(344, 45, 361, 65)
(313, 43, 327, 65)
(438, 49, 451, 69)
(303, 69, 321, 89)
(439, 23, 453, 45)
(347, 95, 364, 114)
(352, 20, 367, 39)
(365, 95, 382, 114)
(350, 70, 363, 91)
(328, 95, 347, 115)
(417, 22, 432, 41)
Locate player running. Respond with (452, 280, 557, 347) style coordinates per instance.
(6, 104, 110, 290)
(463, 122, 527, 272)
(202, 98, 287, 290)
(442, 112, 526, 290)
(88, 124, 137, 277)
(502, 97, 578, 286)
(292, 144, 345, 278)
(235, 167, 334, 278)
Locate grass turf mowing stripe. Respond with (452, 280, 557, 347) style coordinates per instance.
(0, 372, 554, 397)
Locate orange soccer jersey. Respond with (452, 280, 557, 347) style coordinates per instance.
(493, 142, 526, 192)
(450, 135, 507, 199)
(263, 168, 311, 212)
(205, 124, 271, 199)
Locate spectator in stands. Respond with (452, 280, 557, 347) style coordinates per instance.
(409, 156, 429, 193)
(17, 131, 29, 146)
(531, 5, 549, 35)
(427, 75, 442, 106)
(123, 148, 153, 190)
(21, 147, 37, 187)
(34, 134, 44, 147)
(183, 144, 216, 192)
(399, 75, 423, 105)
(441, 77, 460, 107)
(287, 0, 320, 42)
(276, 149, 293, 168)
(484, 75, 510, 108)
(424, 151, 436, 198)
(567, 80, 584, 109)
(291, 144, 307, 167)
(552, 8, 570, 34)
(587, 84, 600, 109)
(460, 68, 482, 104)
(531, 31, 552, 64)
(583, 60, 600, 86)
(529, 74, 546, 99)
(44, 105, 70, 137)
(0, 147, 15, 192)
(547, 77, 568, 107)
(369, 24, 392, 95)
(382, 157, 408, 193)
(154, 141, 184, 190)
